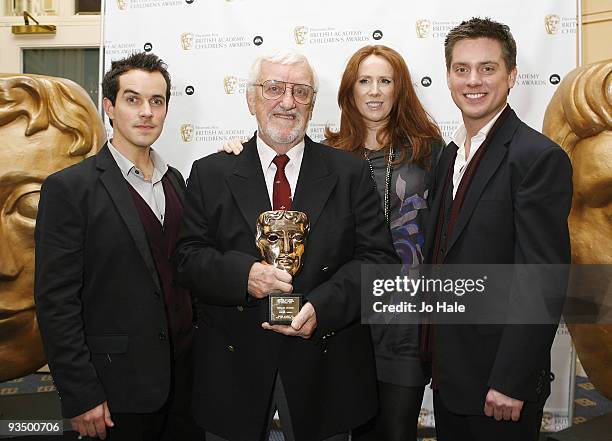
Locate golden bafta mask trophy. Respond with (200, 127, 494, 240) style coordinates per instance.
(256, 210, 309, 324)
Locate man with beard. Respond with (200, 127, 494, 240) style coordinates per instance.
(174, 50, 398, 441)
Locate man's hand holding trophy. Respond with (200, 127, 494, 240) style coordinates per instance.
(250, 210, 316, 338)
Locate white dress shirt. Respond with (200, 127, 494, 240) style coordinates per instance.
(256, 134, 305, 208)
(108, 141, 168, 224)
(451, 104, 507, 199)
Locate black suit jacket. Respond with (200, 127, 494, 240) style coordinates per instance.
(34, 144, 186, 418)
(424, 108, 573, 414)
(174, 135, 399, 441)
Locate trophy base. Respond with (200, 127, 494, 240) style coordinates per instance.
(269, 294, 303, 325)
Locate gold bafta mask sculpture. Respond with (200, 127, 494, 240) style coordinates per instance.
(256, 210, 309, 324)
(0, 74, 105, 381)
(543, 60, 612, 399)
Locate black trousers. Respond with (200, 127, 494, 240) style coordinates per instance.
(206, 373, 348, 441)
(353, 381, 425, 441)
(104, 412, 168, 441)
(159, 343, 203, 441)
(433, 391, 544, 441)
(81, 345, 203, 441)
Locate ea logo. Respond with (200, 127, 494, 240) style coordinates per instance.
(549, 74, 561, 85)
(421, 76, 432, 87)
(143, 42, 153, 52)
(253, 36, 263, 46)
(185, 85, 195, 95)
(372, 30, 383, 40)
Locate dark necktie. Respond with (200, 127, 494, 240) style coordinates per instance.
(272, 154, 292, 210)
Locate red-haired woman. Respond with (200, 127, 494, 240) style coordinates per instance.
(327, 45, 444, 441)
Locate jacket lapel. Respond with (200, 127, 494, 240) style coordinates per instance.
(96, 144, 162, 292)
(226, 135, 271, 235)
(424, 143, 457, 261)
(445, 110, 520, 255)
(292, 136, 337, 230)
(166, 166, 186, 205)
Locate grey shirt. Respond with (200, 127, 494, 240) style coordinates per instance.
(108, 141, 168, 224)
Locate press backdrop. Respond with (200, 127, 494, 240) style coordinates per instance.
(102, 0, 579, 430)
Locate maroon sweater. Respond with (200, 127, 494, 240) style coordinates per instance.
(127, 176, 193, 357)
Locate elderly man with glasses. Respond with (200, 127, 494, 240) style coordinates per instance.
(174, 50, 398, 441)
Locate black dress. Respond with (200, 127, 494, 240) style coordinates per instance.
(366, 142, 443, 387)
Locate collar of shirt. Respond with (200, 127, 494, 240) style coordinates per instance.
(256, 133, 305, 205)
(451, 103, 507, 163)
(450, 104, 506, 200)
(107, 140, 168, 184)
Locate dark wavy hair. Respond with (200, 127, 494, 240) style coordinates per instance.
(444, 17, 517, 72)
(102, 52, 171, 106)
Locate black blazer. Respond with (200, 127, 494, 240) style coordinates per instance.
(34, 144, 186, 418)
(174, 135, 399, 441)
(424, 108, 573, 414)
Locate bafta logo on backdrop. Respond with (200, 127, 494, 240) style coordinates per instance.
(181, 32, 194, 50)
(180, 124, 194, 143)
(545, 14, 560, 34)
(417, 409, 430, 428)
(223, 76, 238, 95)
(116, 0, 128, 10)
(540, 412, 556, 432)
(415, 19, 431, 38)
(294, 26, 308, 45)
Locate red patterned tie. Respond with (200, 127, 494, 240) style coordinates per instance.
(272, 154, 292, 210)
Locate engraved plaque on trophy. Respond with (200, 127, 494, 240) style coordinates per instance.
(256, 210, 310, 325)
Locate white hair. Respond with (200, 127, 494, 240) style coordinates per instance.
(248, 49, 319, 91)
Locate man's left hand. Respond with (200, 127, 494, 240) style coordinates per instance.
(484, 388, 524, 421)
(262, 302, 317, 339)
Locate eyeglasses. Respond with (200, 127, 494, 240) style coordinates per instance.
(253, 80, 316, 105)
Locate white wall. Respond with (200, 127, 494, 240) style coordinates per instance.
(0, 14, 100, 73)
